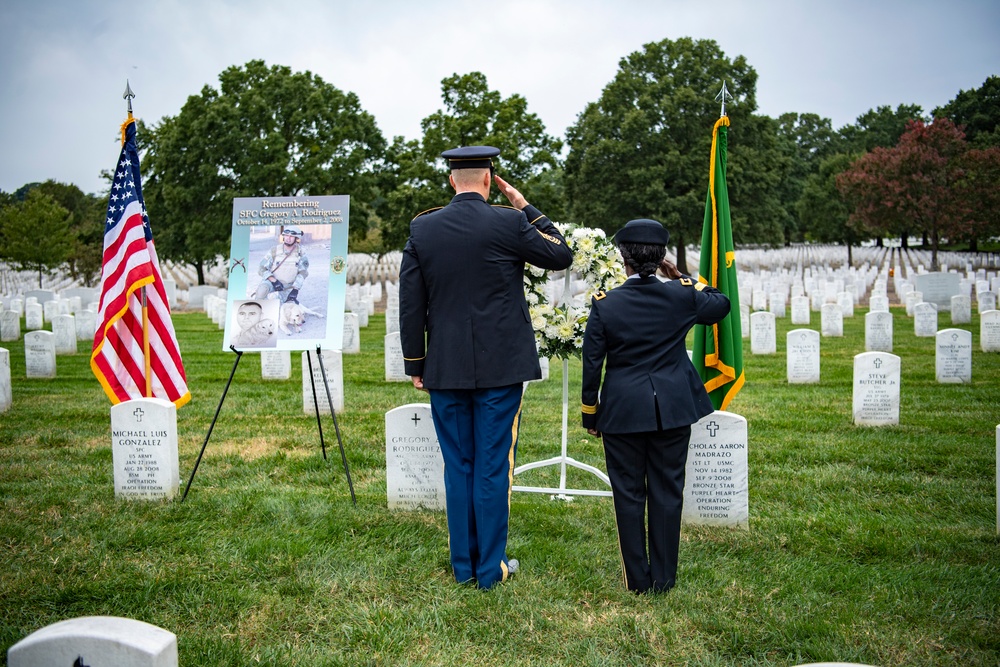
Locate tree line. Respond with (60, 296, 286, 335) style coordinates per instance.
(2, 38, 998, 286)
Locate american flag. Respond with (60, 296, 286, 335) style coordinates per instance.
(90, 118, 190, 407)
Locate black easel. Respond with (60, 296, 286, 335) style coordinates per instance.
(182, 345, 356, 505)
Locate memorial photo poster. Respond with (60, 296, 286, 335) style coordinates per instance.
(224, 196, 349, 352)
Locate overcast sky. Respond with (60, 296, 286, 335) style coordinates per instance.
(1, 0, 997, 196)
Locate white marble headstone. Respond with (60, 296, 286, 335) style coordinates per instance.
(1, 310, 19, 342)
(260, 350, 292, 380)
(786, 329, 820, 384)
(385, 403, 446, 510)
(0, 347, 10, 413)
(75, 310, 97, 341)
(790, 296, 810, 325)
(749, 312, 776, 355)
(682, 411, 748, 528)
(837, 291, 854, 318)
(978, 291, 997, 313)
(7, 615, 177, 667)
(301, 350, 344, 414)
(865, 311, 893, 352)
(821, 303, 843, 337)
(768, 292, 786, 318)
(24, 331, 56, 378)
(341, 312, 360, 354)
(740, 303, 750, 339)
(384, 332, 409, 382)
(852, 352, 901, 426)
(980, 310, 1000, 353)
(385, 291, 400, 335)
(51, 314, 77, 355)
(950, 295, 971, 325)
(24, 304, 43, 331)
(935, 328, 972, 383)
(111, 398, 180, 500)
(868, 295, 889, 313)
(913, 302, 938, 337)
(914, 272, 961, 312)
(905, 291, 922, 316)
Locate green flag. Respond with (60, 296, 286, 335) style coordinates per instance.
(693, 116, 744, 410)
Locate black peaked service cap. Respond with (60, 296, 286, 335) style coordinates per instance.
(441, 145, 500, 170)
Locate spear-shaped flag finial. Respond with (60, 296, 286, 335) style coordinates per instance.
(715, 80, 733, 118)
(123, 80, 135, 119)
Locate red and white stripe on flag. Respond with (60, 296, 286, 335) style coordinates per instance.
(91, 201, 190, 407)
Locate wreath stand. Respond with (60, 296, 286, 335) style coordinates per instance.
(513, 271, 612, 499)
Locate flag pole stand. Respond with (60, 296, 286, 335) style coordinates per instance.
(513, 271, 612, 500)
(181, 346, 244, 502)
(307, 348, 356, 507)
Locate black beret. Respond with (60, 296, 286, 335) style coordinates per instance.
(441, 145, 500, 170)
(613, 218, 670, 246)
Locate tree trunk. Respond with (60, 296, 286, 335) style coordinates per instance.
(970, 237, 979, 253)
(901, 235, 909, 250)
(37, 265, 43, 289)
(930, 224, 939, 271)
(846, 242, 853, 267)
(196, 261, 206, 286)
(876, 237, 884, 248)
(675, 236, 687, 276)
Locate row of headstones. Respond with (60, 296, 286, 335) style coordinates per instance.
(385, 402, 749, 528)
(749, 308, 1000, 357)
(346, 251, 403, 284)
(781, 326, 992, 387)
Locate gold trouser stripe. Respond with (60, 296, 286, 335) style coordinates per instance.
(502, 391, 525, 583)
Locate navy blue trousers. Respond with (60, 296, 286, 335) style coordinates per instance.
(602, 426, 690, 593)
(429, 384, 523, 589)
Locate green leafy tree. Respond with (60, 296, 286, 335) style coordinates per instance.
(563, 37, 783, 270)
(933, 76, 1000, 148)
(775, 113, 837, 244)
(30, 180, 105, 286)
(838, 104, 925, 153)
(142, 60, 386, 284)
(0, 189, 75, 287)
(379, 72, 563, 250)
(798, 153, 863, 264)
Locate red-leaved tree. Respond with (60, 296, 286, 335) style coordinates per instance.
(957, 146, 1000, 251)
(836, 118, 970, 269)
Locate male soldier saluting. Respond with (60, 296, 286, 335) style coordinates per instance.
(399, 146, 573, 589)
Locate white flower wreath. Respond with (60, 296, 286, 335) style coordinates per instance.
(524, 224, 626, 360)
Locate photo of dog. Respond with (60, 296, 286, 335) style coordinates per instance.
(279, 300, 325, 335)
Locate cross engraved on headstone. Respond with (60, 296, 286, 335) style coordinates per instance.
(706, 420, 719, 437)
(874, 358, 882, 368)
(133, 407, 144, 422)
(73, 656, 90, 667)
(952, 332, 959, 341)
(411, 413, 421, 426)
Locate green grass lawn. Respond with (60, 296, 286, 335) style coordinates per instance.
(1, 308, 998, 666)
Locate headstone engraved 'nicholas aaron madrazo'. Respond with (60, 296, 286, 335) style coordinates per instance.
(682, 411, 748, 528)
(385, 404, 446, 510)
(111, 398, 180, 500)
(7, 615, 178, 667)
(852, 352, 901, 426)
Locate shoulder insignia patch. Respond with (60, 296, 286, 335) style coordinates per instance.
(593, 291, 606, 301)
(694, 282, 707, 291)
(680, 277, 693, 286)
(536, 229, 562, 245)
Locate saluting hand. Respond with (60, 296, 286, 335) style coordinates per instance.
(495, 175, 528, 210)
(659, 258, 683, 280)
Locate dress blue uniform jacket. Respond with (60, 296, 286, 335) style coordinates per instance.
(400, 192, 573, 390)
(582, 275, 731, 433)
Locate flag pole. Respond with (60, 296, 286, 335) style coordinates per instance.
(123, 80, 151, 398)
